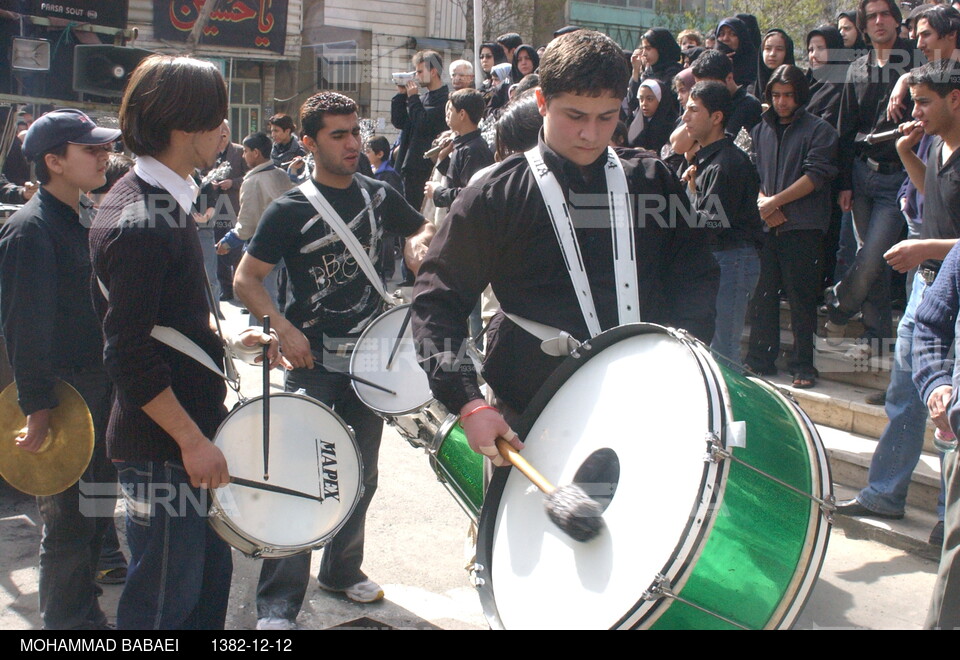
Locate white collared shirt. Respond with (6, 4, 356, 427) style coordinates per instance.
(133, 155, 200, 216)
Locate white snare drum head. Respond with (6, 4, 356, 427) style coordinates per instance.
(488, 332, 717, 630)
(350, 304, 434, 415)
(213, 394, 362, 552)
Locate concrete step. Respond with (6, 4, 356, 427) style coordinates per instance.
(766, 372, 937, 451)
(742, 325, 895, 392)
(817, 423, 942, 513)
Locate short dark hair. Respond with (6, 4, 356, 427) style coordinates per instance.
(691, 49, 733, 82)
(765, 64, 811, 106)
(495, 92, 543, 160)
(857, 0, 903, 34)
(917, 4, 960, 47)
(497, 33, 523, 50)
(366, 135, 391, 158)
(412, 49, 443, 73)
(34, 143, 69, 185)
(120, 55, 227, 157)
(512, 73, 540, 97)
(268, 113, 295, 133)
(299, 91, 358, 140)
(538, 30, 630, 101)
(907, 58, 960, 97)
(689, 80, 732, 128)
(449, 88, 486, 125)
(89, 152, 133, 195)
(242, 132, 272, 160)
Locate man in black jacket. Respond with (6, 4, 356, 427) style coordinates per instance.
(826, 0, 920, 358)
(412, 31, 719, 463)
(682, 81, 763, 367)
(424, 88, 494, 208)
(746, 65, 839, 386)
(391, 49, 449, 212)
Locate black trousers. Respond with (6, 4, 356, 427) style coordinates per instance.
(746, 229, 824, 377)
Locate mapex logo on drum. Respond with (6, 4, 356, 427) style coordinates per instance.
(320, 440, 341, 502)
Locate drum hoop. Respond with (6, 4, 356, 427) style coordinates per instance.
(209, 392, 364, 557)
(476, 322, 728, 630)
(349, 303, 431, 416)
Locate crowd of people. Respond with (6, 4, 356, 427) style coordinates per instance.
(6, 0, 960, 632)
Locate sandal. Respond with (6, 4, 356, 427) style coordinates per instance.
(792, 375, 816, 389)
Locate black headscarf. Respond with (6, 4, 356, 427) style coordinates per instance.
(805, 24, 847, 128)
(511, 45, 540, 83)
(836, 10, 867, 58)
(479, 42, 508, 80)
(754, 29, 796, 99)
(716, 17, 757, 87)
(640, 27, 683, 92)
(736, 13, 763, 50)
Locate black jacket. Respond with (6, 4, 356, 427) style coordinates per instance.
(412, 137, 719, 414)
(392, 85, 450, 176)
(750, 106, 839, 233)
(692, 136, 764, 251)
(837, 38, 919, 189)
(433, 130, 495, 208)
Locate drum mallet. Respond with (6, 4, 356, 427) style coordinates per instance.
(262, 315, 271, 481)
(495, 438, 604, 542)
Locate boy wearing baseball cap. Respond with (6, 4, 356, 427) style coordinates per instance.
(0, 109, 120, 629)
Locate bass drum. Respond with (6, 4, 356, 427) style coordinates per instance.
(209, 393, 364, 558)
(475, 323, 832, 630)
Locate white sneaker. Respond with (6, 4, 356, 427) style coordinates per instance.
(256, 617, 297, 630)
(318, 577, 384, 603)
(823, 320, 846, 346)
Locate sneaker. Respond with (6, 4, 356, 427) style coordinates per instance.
(930, 520, 945, 547)
(256, 617, 298, 631)
(95, 567, 127, 585)
(318, 577, 384, 603)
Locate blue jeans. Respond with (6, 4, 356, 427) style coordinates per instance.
(255, 366, 383, 621)
(115, 460, 232, 630)
(711, 245, 761, 367)
(36, 368, 115, 630)
(829, 159, 906, 344)
(834, 210, 857, 284)
(858, 273, 945, 517)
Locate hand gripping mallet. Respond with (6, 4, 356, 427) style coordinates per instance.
(495, 437, 604, 542)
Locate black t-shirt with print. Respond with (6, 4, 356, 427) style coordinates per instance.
(247, 174, 423, 345)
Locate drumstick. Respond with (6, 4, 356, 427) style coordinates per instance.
(385, 306, 413, 370)
(308, 352, 398, 395)
(262, 316, 271, 481)
(495, 437, 604, 543)
(230, 476, 324, 503)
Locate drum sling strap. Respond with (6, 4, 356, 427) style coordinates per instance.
(297, 179, 397, 307)
(522, 146, 640, 342)
(96, 274, 241, 387)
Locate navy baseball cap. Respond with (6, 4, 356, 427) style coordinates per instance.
(21, 109, 121, 161)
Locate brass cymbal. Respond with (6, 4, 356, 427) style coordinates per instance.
(0, 380, 94, 496)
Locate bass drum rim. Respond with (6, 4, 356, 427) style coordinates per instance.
(209, 392, 364, 559)
(475, 322, 832, 630)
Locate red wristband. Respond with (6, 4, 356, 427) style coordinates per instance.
(460, 404, 497, 421)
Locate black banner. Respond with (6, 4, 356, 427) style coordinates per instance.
(0, 1, 128, 30)
(153, 1, 289, 56)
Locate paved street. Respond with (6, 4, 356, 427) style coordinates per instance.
(0, 299, 942, 630)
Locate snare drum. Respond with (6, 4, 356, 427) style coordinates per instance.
(350, 304, 433, 417)
(209, 393, 363, 559)
(475, 323, 831, 630)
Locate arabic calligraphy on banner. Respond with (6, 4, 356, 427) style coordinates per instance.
(0, 0, 129, 29)
(153, 0, 289, 55)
